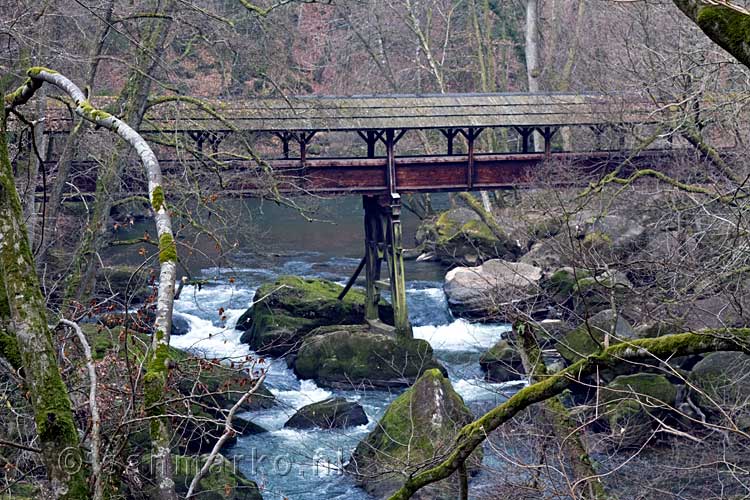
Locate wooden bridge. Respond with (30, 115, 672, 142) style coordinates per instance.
(36, 92, 667, 339)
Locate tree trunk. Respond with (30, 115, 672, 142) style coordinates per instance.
(6, 65, 180, 500)
(525, 0, 544, 152)
(43, 0, 115, 263)
(1, 86, 87, 500)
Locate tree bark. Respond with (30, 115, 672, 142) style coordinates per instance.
(62, 1, 174, 308)
(525, 0, 544, 152)
(672, 0, 750, 69)
(1, 83, 88, 500)
(6, 66, 179, 500)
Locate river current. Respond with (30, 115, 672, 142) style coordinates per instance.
(161, 197, 523, 500)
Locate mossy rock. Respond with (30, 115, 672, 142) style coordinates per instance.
(170, 454, 263, 499)
(556, 309, 636, 363)
(347, 369, 479, 499)
(179, 410, 267, 454)
(293, 325, 445, 388)
(78, 324, 273, 457)
(417, 208, 520, 266)
(176, 359, 276, 413)
(479, 339, 525, 382)
(689, 352, 750, 425)
(284, 397, 368, 429)
(544, 267, 631, 318)
(602, 374, 677, 448)
(237, 276, 393, 357)
(433, 209, 520, 265)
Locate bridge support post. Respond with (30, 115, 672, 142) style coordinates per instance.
(363, 195, 383, 323)
(362, 194, 412, 340)
(383, 194, 411, 339)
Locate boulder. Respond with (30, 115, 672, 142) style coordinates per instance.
(443, 259, 543, 320)
(690, 352, 750, 426)
(602, 373, 677, 448)
(172, 313, 191, 336)
(284, 397, 368, 429)
(572, 212, 648, 259)
(544, 267, 632, 318)
(556, 309, 636, 364)
(416, 208, 520, 266)
(237, 276, 393, 357)
(171, 454, 263, 500)
(98, 311, 190, 336)
(347, 369, 479, 499)
(293, 325, 445, 388)
(479, 339, 525, 382)
(519, 239, 566, 271)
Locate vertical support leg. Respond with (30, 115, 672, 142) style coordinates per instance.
(383, 194, 412, 340)
(363, 195, 382, 323)
(385, 129, 396, 195)
(544, 127, 552, 157)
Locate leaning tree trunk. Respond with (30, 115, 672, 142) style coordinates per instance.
(6, 67, 179, 500)
(2, 83, 87, 500)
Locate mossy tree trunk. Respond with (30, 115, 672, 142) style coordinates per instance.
(672, 0, 750, 69)
(2, 84, 88, 500)
(43, 0, 115, 260)
(6, 66, 179, 499)
(515, 321, 607, 499)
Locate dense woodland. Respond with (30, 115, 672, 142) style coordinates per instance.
(3, 0, 750, 499)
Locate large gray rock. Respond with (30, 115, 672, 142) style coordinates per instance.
(602, 373, 677, 449)
(284, 397, 368, 429)
(543, 267, 632, 319)
(556, 309, 637, 364)
(347, 369, 479, 499)
(444, 259, 543, 320)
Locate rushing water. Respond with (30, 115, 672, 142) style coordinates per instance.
(163, 196, 523, 500)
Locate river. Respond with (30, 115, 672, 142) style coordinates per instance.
(161, 196, 522, 499)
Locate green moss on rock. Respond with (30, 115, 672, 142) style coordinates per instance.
(479, 339, 525, 382)
(237, 276, 393, 356)
(690, 352, 750, 424)
(603, 373, 677, 448)
(293, 325, 444, 388)
(347, 369, 479, 498)
(556, 309, 636, 363)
